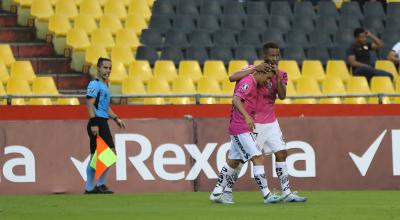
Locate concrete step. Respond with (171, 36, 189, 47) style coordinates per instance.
(0, 11, 17, 27)
(0, 26, 35, 41)
(49, 73, 91, 91)
(18, 57, 71, 74)
(9, 42, 54, 57)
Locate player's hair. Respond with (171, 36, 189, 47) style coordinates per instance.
(97, 57, 111, 68)
(263, 42, 279, 52)
(353, 28, 365, 38)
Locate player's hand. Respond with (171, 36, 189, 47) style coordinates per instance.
(245, 115, 255, 131)
(91, 126, 99, 136)
(365, 31, 372, 37)
(115, 118, 125, 129)
(254, 62, 270, 73)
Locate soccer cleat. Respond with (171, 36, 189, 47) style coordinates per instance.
(281, 191, 307, 202)
(84, 187, 100, 194)
(264, 193, 281, 204)
(221, 191, 235, 204)
(209, 192, 223, 203)
(96, 184, 114, 194)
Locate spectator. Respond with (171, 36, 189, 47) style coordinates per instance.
(387, 41, 400, 66)
(347, 28, 393, 83)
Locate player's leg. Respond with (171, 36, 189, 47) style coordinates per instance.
(210, 158, 240, 203)
(85, 121, 97, 194)
(265, 121, 306, 202)
(95, 119, 114, 194)
(250, 155, 280, 203)
(222, 162, 244, 202)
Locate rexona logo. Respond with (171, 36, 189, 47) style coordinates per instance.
(70, 134, 316, 181)
(349, 130, 400, 176)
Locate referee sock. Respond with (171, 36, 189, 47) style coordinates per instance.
(96, 167, 110, 186)
(212, 164, 235, 195)
(224, 162, 243, 193)
(253, 165, 270, 198)
(85, 163, 95, 191)
(276, 162, 291, 196)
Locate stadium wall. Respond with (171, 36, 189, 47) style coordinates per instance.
(1, 105, 400, 194)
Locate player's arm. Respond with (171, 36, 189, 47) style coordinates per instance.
(86, 97, 99, 136)
(108, 107, 125, 129)
(232, 96, 254, 131)
(347, 54, 371, 68)
(276, 74, 286, 100)
(367, 31, 384, 50)
(229, 62, 271, 82)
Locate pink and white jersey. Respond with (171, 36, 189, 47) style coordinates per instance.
(228, 74, 258, 135)
(255, 70, 288, 123)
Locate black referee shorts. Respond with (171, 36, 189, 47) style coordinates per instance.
(87, 117, 115, 154)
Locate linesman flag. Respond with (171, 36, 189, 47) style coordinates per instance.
(90, 136, 117, 180)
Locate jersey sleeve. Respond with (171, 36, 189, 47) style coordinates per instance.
(86, 81, 99, 99)
(234, 78, 253, 100)
(392, 42, 400, 54)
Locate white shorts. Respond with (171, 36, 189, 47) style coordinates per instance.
(255, 120, 286, 155)
(228, 133, 262, 162)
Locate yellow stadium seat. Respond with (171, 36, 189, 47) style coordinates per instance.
(128, 0, 151, 21)
(326, 60, 351, 82)
(115, 29, 140, 51)
(125, 15, 147, 36)
(0, 82, 6, 105)
(171, 77, 196, 104)
(30, 0, 53, 21)
(302, 60, 326, 82)
(57, 97, 80, 105)
(104, 0, 127, 20)
(66, 28, 91, 50)
(6, 78, 32, 105)
(14, 0, 33, 7)
(178, 60, 203, 83)
(197, 77, 222, 104)
(10, 61, 36, 84)
(203, 61, 228, 82)
(0, 44, 16, 67)
(79, 0, 103, 20)
(129, 60, 152, 83)
(320, 77, 346, 104)
(220, 78, 235, 104)
(145, 77, 171, 105)
(294, 76, 321, 104)
(370, 76, 395, 104)
(276, 80, 296, 104)
(0, 61, 10, 85)
(278, 60, 301, 83)
(375, 60, 398, 80)
(228, 60, 249, 75)
(121, 77, 146, 104)
(32, 76, 58, 95)
(73, 14, 97, 34)
(99, 14, 124, 35)
(55, 0, 78, 20)
(345, 76, 371, 104)
(109, 61, 128, 84)
(146, 0, 155, 8)
(253, 60, 263, 65)
(85, 44, 109, 67)
(153, 60, 178, 83)
(111, 45, 135, 66)
(48, 14, 71, 36)
(90, 28, 115, 51)
(31, 76, 57, 105)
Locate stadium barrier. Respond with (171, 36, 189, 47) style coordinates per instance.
(1, 105, 400, 194)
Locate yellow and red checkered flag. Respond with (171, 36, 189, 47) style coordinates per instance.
(90, 136, 117, 180)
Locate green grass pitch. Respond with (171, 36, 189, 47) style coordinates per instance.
(0, 191, 399, 220)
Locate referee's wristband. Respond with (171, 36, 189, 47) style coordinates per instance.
(89, 117, 99, 126)
(112, 116, 120, 121)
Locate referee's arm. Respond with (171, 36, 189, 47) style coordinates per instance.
(108, 107, 125, 129)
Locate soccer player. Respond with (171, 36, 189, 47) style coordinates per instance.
(210, 67, 281, 204)
(85, 57, 125, 194)
(225, 42, 307, 203)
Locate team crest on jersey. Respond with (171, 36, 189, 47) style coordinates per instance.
(241, 83, 249, 90)
(267, 81, 273, 90)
